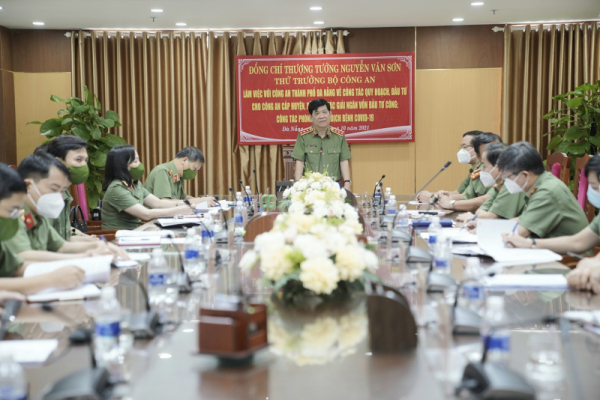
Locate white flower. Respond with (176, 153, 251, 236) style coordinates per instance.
(296, 181, 308, 191)
(335, 246, 366, 281)
(362, 248, 379, 272)
(287, 214, 317, 234)
(239, 250, 257, 273)
(283, 227, 298, 244)
(299, 257, 339, 294)
(288, 202, 305, 215)
(321, 230, 348, 255)
(254, 231, 285, 252)
(292, 191, 302, 202)
(261, 245, 294, 281)
(282, 188, 290, 198)
(294, 234, 329, 259)
(339, 188, 347, 198)
(310, 182, 322, 191)
(300, 317, 339, 357)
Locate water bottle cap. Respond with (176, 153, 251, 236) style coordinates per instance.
(486, 296, 504, 310)
(389, 195, 396, 200)
(152, 248, 164, 256)
(236, 191, 242, 196)
(101, 286, 116, 300)
(187, 228, 196, 236)
(245, 186, 251, 191)
(386, 187, 391, 192)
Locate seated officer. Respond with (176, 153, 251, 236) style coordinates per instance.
(417, 130, 482, 203)
(4, 153, 125, 263)
(457, 143, 527, 227)
(144, 146, 215, 207)
(437, 132, 502, 212)
(0, 163, 86, 293)
(37, 135, 97, 242)
(505, 154, 600, 253)
(291, 99, 352, 190)
(500, 141, 587, 240)
(102, 145, 195, 230)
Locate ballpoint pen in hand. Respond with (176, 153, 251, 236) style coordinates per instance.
(459, 214, 477, 232)
(505, 222, 519, 248)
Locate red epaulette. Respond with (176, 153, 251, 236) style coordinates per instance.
(22, 212, 34, 230)
(497, 182, 504, 191)
(529, 187, 538, 196)
(173, 174, 179, 183)
(168, 169, 173, 177)
(470, 171, 481, 180)
(330, 126, 345, 136)
(298, 127, 313, 136)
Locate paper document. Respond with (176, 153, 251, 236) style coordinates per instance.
(0, 340, 58, 363)
(562, 311, 600, 325)
(483, 274, 568, 290)
(161, 237, 187, 245)
(116, 230, 175, 238)
(155, 217, 204, 228)
(476, 219, 518, 251)
(126, 253, 151, 262)
(116, 236, 162, 246)
(27, 284, 101, 303)
(23, 255, 112, 284)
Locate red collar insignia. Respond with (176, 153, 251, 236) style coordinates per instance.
(23, 213, 35, 229)
(122, 181, 133, 191)
(529, 187, 537, 196)
(173, 174, 179, 183)
(470, 171, 481, 180)
(168, 169, 173, 177)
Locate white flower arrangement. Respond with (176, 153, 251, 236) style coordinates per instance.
(281, 172, 348, 215)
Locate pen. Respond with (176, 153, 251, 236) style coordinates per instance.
(459, 215, 477, 232)
(100, 235, 108, 245)
(505, 222, 519, 248)
(566, 252, 585, 260)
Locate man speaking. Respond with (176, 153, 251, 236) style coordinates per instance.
(291, 99, 352, 190)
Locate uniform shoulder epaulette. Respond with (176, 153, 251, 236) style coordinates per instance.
(298, 127, 313, 136)
(470, 171, 481, 180)
(122, 180, 133, 191)
(330, 126, 345, 136)
(529, 187, 538, 196)
(496, 182, 504, 191)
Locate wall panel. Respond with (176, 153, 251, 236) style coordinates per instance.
(415, 68, 502, 193)
(11, 30, 71, 72)
(14, 72, 71, 162)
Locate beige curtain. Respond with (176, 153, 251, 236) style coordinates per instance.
(71, 29, 346, 196)
(502, 22, 600, 157)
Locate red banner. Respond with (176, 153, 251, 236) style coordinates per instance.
(236, 52, 415, 145)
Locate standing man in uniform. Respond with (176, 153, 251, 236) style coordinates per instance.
(144, 146, 215, 207)
(291, 99, 352, 190)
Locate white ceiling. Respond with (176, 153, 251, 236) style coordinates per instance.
(1, 0, 599, 31)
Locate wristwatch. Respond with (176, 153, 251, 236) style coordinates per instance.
(449, 200, 456, 210)
(344, 180, 351, 183)
(530, 238, 537, 248)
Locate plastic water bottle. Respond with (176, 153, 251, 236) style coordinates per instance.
(236, 191, 243, 204)
(373, 184, 382, 210)
(461, 258, 485, 313)
(395, 207, 411, 232)
(428, 216, 442, 249)
(184, 228, 201, 274)
(481, 296, 510, 365)
(201, 213, 214, 246)
(384, 187, 391, 204)
(148, 248, 169, 308)
(386, 194, 397, 216)
(234, 200, 245, 243)
(94, 287, 122, 370)
(244, 186, 253, 205)
(0, 351, 26, 400)
(433, 234, 452, 274)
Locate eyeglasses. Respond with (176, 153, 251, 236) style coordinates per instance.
(502, 171, 522, 181)
(459, 144, 474, 150)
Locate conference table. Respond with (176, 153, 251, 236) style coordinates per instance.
(11, 195, 600, 399)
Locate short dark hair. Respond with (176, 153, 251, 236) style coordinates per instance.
(103, 145, 136, 191)
(463, 130, 483, 138)
(176, 146, 205, 164)
(18, 152, 70, 182)
(482, 142, 508, 166)
(497, 141, 545, 175)
(0, 163, 27, 202)
(584, 154, 600, 181)
(473, 132, 502, 158)
(43, 135, 88, 160)
(308, 99, 330, 115)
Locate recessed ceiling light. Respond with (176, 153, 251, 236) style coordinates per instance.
(32, 22, 45, 26)
(0, 7, 3, 10)
(158, 353, 172, 359)
(314, 21, 324, 25)
(452, 18, 464, 22)
(310, 6, 322, 11)
(471, 2, 484, 5)
(150, 9, 163, 13)
(176, 22, 187, 26)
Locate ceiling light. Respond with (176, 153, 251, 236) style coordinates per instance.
(313, 21, 324, 25)
(150, 9, 163, 13)
(452, 18, 464, 22)
(310, 6, 322, 11)
(158, 353, 172, 359)
(176, 22, 187, 26)
(471, 2, 484, 5)
(0, 7, 3, 10)
(32, 22, 45, 26)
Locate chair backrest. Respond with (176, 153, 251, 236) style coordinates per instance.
(244, 213, 280, 242)
(343, 188, 358, 207)
(573, 154, 595, 223)
(545, 152, 571, 186)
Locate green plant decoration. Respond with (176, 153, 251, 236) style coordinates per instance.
(544, 81, 600, 157)
(28, 86, 126, 208)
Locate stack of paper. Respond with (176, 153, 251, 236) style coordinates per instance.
(116, 236, 162, 246)
(0, 340, 58, 363)
(155, 217, 204, 229)
(116, 230, 174, 238)
(483, 274, 568, 290)
(28, 284, 101, 303)
(24, 255, 112, 284)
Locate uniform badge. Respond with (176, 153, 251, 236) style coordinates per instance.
(122, 180, 133, 191)
(470, 171, 481, 180)
(330, 126, 345, 136)
(173, 174, 179, 183)
(298, 127, 313, 136)
(529, 187, 537, 196)
(168, 169, 173, 177)
(23, 213, 34, 229)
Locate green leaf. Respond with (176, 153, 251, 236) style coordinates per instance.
(105, 110, 120, 122)
(89, 124, 102, 140)
(50, 94, 69, 103)
(589, 135, 600, 147)
(57, 109, 69, 116)
(94, 96, 102, 112)
(90, 152, 107, 168)
(39, 118, 63, 135)
(73, 105, 88, 115)
(557, 141, 570, 153)
(566, 97, 584, 109)
(26, 121, 42, 125)
(84, 86, 94, 106)
(547, 135, 563, 150)
(104, 133, 127, 147)
(61, 118, 73, 126)
(564, 126, 585, 141)
(543, 111, 555, 120)
(71, 124, 91, 141)
(565, 142, 587, 156)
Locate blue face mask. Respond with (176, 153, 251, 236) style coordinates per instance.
(587, 184, 600, 208)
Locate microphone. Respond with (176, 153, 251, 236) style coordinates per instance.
(253, 169, 259, 195)
(372, 174, 385, 199)
(0, 300, 22, 340)
(118, 274, 162, 338)
(400, 161, 451, 212)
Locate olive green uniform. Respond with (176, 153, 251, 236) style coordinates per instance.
(457, 163, 479, 194)
(519, 171, 588, 238)
(47, 189, 74, 241)
(144, 160, 187, 200)
(0, 242, 24, 278)
(291, 126, 351, 181)
(102, 180, 151, 230)
(479, 181, 527, 219)
(586, 213, 600, 236)
(4, 203, 66, 257)
(461, 166, 490, 200)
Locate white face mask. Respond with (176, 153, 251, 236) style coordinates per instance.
(457, 148, 473, 164)
(28, 181, 65, 219)
(504, 172, 528, 194)
(479, 165, 498, 188)
(587, 184, 600, 208)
